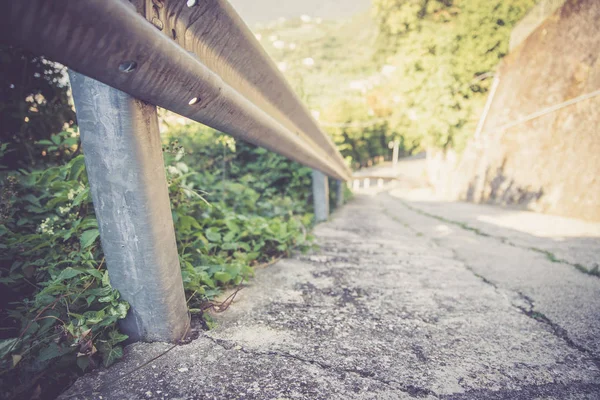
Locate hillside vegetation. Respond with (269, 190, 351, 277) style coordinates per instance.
(257, 0, 535, 165)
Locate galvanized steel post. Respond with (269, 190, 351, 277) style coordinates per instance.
(312, 170, 329, 222)
(335, 180, 344, 208)
(69, 72, 190, 343)
(391, 139, 400, 171)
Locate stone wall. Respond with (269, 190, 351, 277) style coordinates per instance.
(428, 0, 600, 221)
(509, 0, 566, 51)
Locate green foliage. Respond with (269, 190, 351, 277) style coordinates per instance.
(255, 1, 535, 164)
(256, 13, 380, 110)
(0, 123, 317, 398)
(0, 139, 128, 398)
(373, 0, 453, 39)
(372, 0, 535, 151)
(0, 45, 76, 169)
(163, 124, 314, 306)
(320, 99, 396, 168)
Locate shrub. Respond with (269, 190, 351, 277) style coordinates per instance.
(0, 124, 317, 399)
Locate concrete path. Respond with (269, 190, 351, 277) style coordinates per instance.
(62, 188, 600, 399)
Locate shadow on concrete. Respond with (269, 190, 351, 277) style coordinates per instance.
(465, 160, 544, 208)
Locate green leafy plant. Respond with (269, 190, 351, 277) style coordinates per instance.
(162, 124, 316, 308)
(0, 147, 129, 399)
(1, 123, 320, 399)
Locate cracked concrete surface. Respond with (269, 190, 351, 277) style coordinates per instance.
(61, 189, 600, 400)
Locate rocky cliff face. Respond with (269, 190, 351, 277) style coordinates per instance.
(428, 0, 600, 221)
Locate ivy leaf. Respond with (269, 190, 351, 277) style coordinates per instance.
(22, 194, 42, 207)
(223, 231, 236, 242)
(205, 229, 221, 242)
(0, 338, 18, 358)
(114, 303, 129, 319)
(78, 217, 98, 231)
(83, 310, 105, 325)
(50, 134, 62, 145)
(80, 229, 99, 249)
(37, 343, 64, 362)
(102, 271, 111, 287)
(72, 187, 89, 207)
(57, 267, 83, 281)
(101, 344, 123, 367)
(213, 271, 232, 283)
(238, 242, 251, 252)
(222, 242, 238, 251)
(85, 268, 104, 279)
(76, 356, 90, 371)
(108, 330, 129, 345)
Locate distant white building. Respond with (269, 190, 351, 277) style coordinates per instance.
(300, 15, 312, 23)
(349, 80, 370, 93)
(277, 62, 288, 72)
(381, 65, 397, 76)
(302, 57, 315, 67)
(273, 40, 285, 49)
(407, 109, 418, 121)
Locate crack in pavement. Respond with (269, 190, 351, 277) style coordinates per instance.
(439, 381, 600, 400)
(513, 292, 600, 369)
(382, 200, 600, 370)
(203, 334, 439, 398)
(455, 248, 600, 370)
(455, 247, 600, 370)
(395, 197, 599, 278)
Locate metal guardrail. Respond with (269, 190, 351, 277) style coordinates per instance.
(0, 0, 351, 181)
(1, 0, 350, 342)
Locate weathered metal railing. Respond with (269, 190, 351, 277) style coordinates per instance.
(0, 0, 350, 181)
(1, 0, 351, 342)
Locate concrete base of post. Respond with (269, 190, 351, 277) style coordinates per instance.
(312, 170, 329, 222)
(69, 72, 190, 343)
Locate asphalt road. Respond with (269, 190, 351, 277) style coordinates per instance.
(62, 177, 600, 399)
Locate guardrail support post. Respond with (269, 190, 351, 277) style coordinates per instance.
(312, 170, 329, 222)
(69, 72, 190, 343)
(392, 139, 400, 171)
(335, 180, 344, 208)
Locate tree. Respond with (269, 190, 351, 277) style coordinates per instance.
(372, 0, 535, 151)
(0, 45, 76, 169)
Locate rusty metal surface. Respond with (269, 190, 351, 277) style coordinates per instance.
(0, 0, 351, 181)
